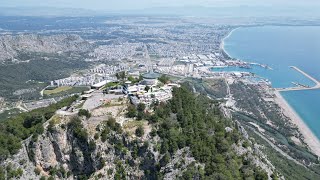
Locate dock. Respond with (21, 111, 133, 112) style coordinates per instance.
(275, 66, 320, 92)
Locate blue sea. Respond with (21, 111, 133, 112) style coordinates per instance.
(219, 26, 320, 139)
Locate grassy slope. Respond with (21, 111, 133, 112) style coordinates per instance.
(0, 58, 89, 101)
(247, 125, 320, 180)
(44, 86, 73, 95)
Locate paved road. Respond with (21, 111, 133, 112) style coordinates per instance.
(82, 91, 124, 111)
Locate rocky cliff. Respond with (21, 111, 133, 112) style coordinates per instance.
(29, 116, 99, 179)
(19, 114, 156, 179)
(1, 115, 97, 179)
(2, 115, 208, 179)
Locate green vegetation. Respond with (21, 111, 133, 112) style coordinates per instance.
(2, 80, 306, 179)
(149, 54, 162, 59)
(68, 117, 89, 143)
(126, 103, 146, 120)
(114, 161, 126, 180)
(158, 75, 170, 84)
(100, 127, 109, 142)
(44, 86, 89, 98)
(189, 80, 320, 179)
(126, 105, 137, 118)
(99, 117, 123, 142)
(67, 116, 96, 177)
(115, 71, 127, 81)
(78, 109, 91, 118)
(247, 127, 320, 179)
(0, 167, 5, 180)
(106, 117, 122, 134)
(5, 164, 23, 179)
(230, 82, 319, 165)
(144, 85, 151, 92)
(128, 75, 143, 84)
(103, 82, 120, 89)
(0, 108, 23, 122)
(0, 59, 89, 101)
(202, 79, 228, 98)
(135, 126, 144, 137)
(137, 103, 146, 120)
(0, 95, 77, 162)
(147, 85, 268, 179)
(97, 118, 129, 160)
(183, 78, 228, 99)
(44, 86, 73, 95)
(123, 120, 145, 130)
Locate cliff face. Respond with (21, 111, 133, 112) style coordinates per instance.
(31, 116, 97, 178)
(0, 34, 92, 62)
(28, 115, 154, 179)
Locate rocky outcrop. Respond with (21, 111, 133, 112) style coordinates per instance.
(161, 147, 204, 179)
(0, 97, 5, 109)
(31, 116, 98, 178)
(1, 138, 40, 180)
(0, 34, 92, 62)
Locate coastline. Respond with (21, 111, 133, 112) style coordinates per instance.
(274, 90, 320, 157)
(220, 27, 239, 59)
(220, 27, 320, 156)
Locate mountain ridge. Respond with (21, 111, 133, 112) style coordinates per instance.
(0, 34, 92, 63)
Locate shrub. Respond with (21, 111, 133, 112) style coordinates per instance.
(158, 75, 170, 84)
(68, 117, 88, 143)
(126, 105, 137, 118)
(78, 109, 91, 118)
(101, 128, 110, 142)
(135, 126, 144, 137)
(94, 133, 99, 140)
(137, 103, 146, 112)
(34, 167, 41, 175)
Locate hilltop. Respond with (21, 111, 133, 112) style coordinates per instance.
(0, 83, 274, 179)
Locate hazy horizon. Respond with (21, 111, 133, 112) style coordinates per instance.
(1, 0, 320, 18)
(2, 0, 320, 10)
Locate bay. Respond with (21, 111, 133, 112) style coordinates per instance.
(219, 26, 320, 139)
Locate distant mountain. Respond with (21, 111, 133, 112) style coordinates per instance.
(0, 7, 98, 17)
(131, 6, 320, 18)
(0, 34, 92, 63)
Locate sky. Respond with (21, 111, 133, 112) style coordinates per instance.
(2, 0, 320, 10)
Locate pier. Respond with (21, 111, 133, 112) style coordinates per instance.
(249, 62, 273, 70)
(275, 66, 320, 92)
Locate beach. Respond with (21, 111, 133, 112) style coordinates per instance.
(221, 26, 320, 157)
(274, 91, 320, 156)
(220, 27, 239, 59)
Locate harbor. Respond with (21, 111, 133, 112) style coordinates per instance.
(275, 66, 320, 92)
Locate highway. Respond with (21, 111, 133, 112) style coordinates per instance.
(275, 66, 320, 92)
